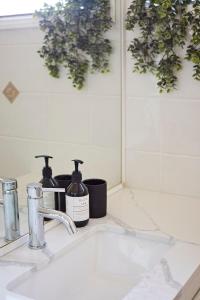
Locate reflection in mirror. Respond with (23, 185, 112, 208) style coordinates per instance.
(0, 0, 121, 247)
(0, 206, 28, 248)
(0, 178, 28, 247)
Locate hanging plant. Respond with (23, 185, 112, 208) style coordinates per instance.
(126, 0, 200, 93)
(185, 2, 200, 80)
(35, 0, 112, 90)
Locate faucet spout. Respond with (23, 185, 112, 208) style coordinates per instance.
(27, 183, 76, 250)
(38, 207, 77, 235)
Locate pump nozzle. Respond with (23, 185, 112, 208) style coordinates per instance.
(35, 155, 53, 167)
(71, 160, 84, 183)
(35, 155, 53, 178)
(72, 159, 83, 172)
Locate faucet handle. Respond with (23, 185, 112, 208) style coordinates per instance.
(27, 183, 43, 199)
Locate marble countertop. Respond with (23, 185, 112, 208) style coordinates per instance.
(108, 188, 200, 300)
(1, 187, 200, 300)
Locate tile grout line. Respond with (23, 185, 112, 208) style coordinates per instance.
(121, 0, 126, 185)
(159, 98, 163, 193)
(125, 148, 200, 160)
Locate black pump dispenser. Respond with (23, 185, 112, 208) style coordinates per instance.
(66, 159, 89, 228)
(35, 155, 58, 219)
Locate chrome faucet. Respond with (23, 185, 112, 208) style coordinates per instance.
(0, 179, 20, 241)
(27, 183, 77, 249)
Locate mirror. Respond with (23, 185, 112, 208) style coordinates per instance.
(0, 1, 121, 247)
(0, 206, 28, 248)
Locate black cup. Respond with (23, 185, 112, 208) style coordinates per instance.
(83, 179, 107, 218)
(54, 175, 72, 212)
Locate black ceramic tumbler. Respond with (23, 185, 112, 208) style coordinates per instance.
(83, 179, 107, 218)
(54, 175, 72, 212)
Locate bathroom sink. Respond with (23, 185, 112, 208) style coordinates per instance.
(8, 225, 173, 300)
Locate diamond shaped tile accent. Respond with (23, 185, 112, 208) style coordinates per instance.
(3, 82, 19, 103)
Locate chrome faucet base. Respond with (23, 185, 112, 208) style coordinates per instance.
(29, 243, 46, 250)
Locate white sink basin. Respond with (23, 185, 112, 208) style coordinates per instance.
(8, 225, 173, 300)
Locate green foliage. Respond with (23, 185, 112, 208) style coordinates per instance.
(35, 0, 112, 90)
(126, 0, 200, 93)
(185, 2, 200, 80)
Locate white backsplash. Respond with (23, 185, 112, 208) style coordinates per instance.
(1, 0, 199, 198)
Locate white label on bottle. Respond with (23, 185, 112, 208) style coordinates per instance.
(42, 188, 65, 193)
(43, 192, 55, 210)
(66, 195, 89, 222)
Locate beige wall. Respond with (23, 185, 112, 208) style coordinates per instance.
(0, 1, 122, 191)
(125, 0, 200, 198)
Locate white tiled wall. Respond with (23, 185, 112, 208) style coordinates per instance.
(125, 0, 200, 198)
(0, 1, 122, 191)
(2, 1, 199, 199)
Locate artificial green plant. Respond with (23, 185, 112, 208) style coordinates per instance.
(35, 0, 112, 89)
(126, 0, 200, 93)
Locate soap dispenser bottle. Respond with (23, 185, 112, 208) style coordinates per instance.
(35, 155, 58, 219)
(66, 160, 89, 228)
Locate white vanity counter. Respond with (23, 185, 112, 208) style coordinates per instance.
(108, 188, 200, 300)
(1, 187, 200, 300)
